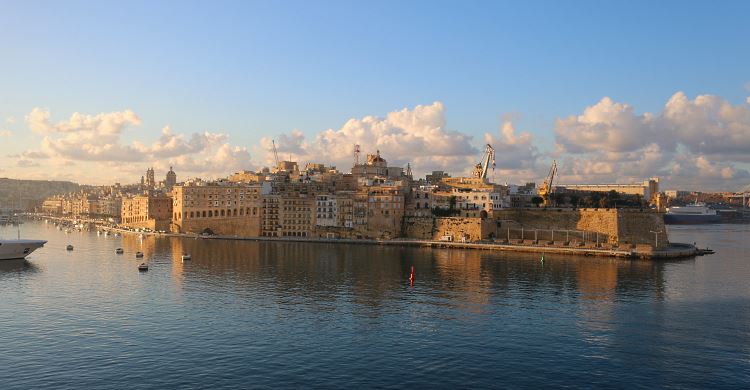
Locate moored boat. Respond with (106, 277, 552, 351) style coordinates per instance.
(0, 239, 47, 260)
(665, 202, 721, 224)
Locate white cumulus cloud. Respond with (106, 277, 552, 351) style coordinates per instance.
(261, 102, 490, 177)
(553, 92, 750, 190)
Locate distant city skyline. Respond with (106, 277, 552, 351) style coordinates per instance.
(1, 1, 749, 191)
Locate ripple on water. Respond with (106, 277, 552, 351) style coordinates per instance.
(0, 222, 749, 389)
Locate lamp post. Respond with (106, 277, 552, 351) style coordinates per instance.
(649, 230, 662, 248)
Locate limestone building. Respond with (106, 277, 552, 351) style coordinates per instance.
(121, 194, 173, 231)
(171, 181, 261, 236)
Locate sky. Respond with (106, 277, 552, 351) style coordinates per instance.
(1, 0, 749, 191)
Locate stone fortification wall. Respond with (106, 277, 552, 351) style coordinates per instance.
(403, 216, 496, 241)
(173, 216, 261, 237)
(493, 209, 618, 243)
(616, 209, 666, 247)
(403, 216, 434, 239)
(122, 218, 169, 232)
(492, 208, 666, 246)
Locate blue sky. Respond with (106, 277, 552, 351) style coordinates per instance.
(1, 1, 749, 189)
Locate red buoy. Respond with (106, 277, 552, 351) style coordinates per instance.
(409, 266, 415, 286)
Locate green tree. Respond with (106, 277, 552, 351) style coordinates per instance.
(531, 196, 544, 208)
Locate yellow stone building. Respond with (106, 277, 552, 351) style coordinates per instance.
(171, 182, 261, 236)
(121, 194, 173, 231)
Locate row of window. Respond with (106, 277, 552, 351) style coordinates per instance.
(174, 207, 258, 220)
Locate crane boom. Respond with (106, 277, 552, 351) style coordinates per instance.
(473, 144, 496, 180)
(272, 140, 280, 168)
(539, 160, 558, 206)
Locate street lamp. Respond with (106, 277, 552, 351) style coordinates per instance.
(649, 230, 662, 248)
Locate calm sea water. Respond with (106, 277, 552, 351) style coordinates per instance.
(1, 222, 749, 389)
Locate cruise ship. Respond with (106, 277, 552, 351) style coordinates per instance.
(664, 202, 721, 225)
(0, 239, 47, 260)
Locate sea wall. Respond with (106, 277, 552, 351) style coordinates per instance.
(403, 216, 496, 241)
(122, 218, 169, 232)
(172, 216, 261, 237)
(492, 208, 666, 246)
(616, 209, 666, 247)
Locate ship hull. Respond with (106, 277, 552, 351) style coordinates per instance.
(664, 214, 722, 225)
(0, 240, 47, 260)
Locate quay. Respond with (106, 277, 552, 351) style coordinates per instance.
(37, 215, 701, 260)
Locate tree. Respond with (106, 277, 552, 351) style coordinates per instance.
(531, 196, 544, 208)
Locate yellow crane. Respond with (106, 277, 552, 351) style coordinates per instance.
(538, 160, 557, 206)
(472, 144, 495, 180)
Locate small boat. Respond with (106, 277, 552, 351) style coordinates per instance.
(181, 253, 191, 261)
(138, 263, 148, 271)
(135, 251, 144, 258)
(66, 244, 74, 251)
(116, 248, 124, 254)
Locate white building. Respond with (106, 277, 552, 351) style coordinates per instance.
(315, 195, 338, 227)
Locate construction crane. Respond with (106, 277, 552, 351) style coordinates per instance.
(354, 144, 361, 166)
(472, 144, 495, 180)
(741, 183, 750, 208)
(271, 140, 280, 168)
(539, 160, 558, 206)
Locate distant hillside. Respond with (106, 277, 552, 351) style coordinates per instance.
(0, 178, 81, 210)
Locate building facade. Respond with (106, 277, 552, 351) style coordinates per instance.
(171, 182, 261, 236)
(121, 194, 173, 231)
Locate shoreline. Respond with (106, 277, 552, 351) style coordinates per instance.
(36, 215, 701, 260)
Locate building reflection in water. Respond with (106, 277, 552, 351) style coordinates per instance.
(146, 236, 669, 322)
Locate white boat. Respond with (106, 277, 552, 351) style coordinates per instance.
(138, 263, 148, 271)
(181, 253, 191, 261)
(135, 251, 144, 258)
(0, 239, 47, 260)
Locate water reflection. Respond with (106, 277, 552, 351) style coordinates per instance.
(0, 259, 38, 276)
(156, 236, 672, 320)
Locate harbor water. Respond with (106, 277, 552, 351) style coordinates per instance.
(1, 222, 749, 389)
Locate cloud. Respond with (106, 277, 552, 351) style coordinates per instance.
(26, 107, 142, 134)
(6, 116, 16, 124)
(554, 92, 750, 190)
(483, 121, 543, 183)
(0, 129, 12, 137)
(260, 102, 480, 176)
(133, 126, 228, 158)
(16, 159, 39, 168)
(21, 108, 253, 183)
